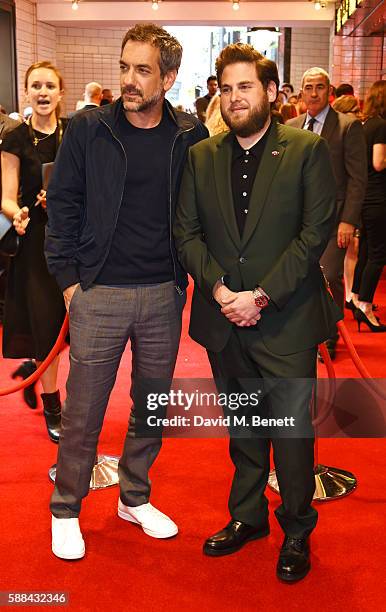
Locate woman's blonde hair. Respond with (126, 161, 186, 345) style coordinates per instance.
(205, 95, 229, 137)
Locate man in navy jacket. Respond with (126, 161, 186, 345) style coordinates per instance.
(45, 23, 207, 560)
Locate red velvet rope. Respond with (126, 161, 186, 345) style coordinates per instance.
(0, 315, 385, 408)
(0, 314, 69, 396)
(337, 319, 386, 400)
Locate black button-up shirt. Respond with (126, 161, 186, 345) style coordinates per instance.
(231, 122, 271, 237)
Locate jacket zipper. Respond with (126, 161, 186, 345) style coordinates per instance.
(99, 118, 127, 271)
(169, 125, 194, 295)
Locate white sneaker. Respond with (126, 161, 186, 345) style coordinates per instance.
(51, 515, 85, 560)
(117, 500, 178, 539)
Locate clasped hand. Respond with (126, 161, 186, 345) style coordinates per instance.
(213, 283, 261, 327)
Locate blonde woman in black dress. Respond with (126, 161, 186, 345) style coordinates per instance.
(1, 61, 67, 442)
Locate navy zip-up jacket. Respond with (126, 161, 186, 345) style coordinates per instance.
(45, 98, 208, 292)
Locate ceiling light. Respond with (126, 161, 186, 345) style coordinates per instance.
(232, 0, 240, 11)
(72, 0, 79, 10)
(152, 0, 159, 10)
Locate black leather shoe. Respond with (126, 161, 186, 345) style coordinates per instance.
(276, 536, 310, 582)
(203, 520, 269, 557)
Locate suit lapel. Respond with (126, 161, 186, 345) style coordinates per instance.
(214, 133, 241, 249)
(241, 121, 287, 248)
(321, 106, 337, 141)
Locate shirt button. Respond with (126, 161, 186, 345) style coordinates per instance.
(242, 192, 247, 196)
(239, 256, 247, 264)
(244, 159, 249, 163)
(245, 150, 249, 155)
(244, 209, 248, 214)
(243, 174, 247, 179)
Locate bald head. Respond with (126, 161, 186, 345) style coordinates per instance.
(84, 82, 102, 104)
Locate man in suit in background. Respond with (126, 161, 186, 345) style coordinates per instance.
(68, 82, 103, 117)
(287, 67, 367, 359)
(174, 44, 341, 582)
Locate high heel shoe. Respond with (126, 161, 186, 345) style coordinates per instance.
(11, 360, 38, 409)
(354, 309, 386, 333)
(345, 300, 356, 312)
(345, 300, 358, 319)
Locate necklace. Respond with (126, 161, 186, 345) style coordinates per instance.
(31, 125, 57, 146)
(27, 118, 63, 151)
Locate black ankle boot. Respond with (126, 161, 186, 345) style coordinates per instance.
(12, 360, 38, 409)
(41, 390, 61, 444)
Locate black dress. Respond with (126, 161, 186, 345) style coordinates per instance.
(1, 121, 67, 360)
(352, 116, 386, 302)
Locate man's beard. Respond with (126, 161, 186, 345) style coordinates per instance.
(221, 94, 271, 137)
(121, 84, 164, 112)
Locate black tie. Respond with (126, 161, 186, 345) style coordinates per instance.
(307, 117, 316, 132)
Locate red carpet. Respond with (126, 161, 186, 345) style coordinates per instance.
(0, 281, 385, 611)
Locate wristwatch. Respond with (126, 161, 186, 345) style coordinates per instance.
(252, 287, 269, 309)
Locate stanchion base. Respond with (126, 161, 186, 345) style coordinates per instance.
(268, 464, 357, 501)
(48, 454, 119, 490)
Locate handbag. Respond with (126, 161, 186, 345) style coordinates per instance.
(0, 212, 19, 257)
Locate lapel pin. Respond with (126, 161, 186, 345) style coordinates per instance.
(271, 150, 280, 156)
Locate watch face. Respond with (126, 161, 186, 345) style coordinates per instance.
(254, 295, 268, 309)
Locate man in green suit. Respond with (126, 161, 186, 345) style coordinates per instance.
(174, 44, 341, 582)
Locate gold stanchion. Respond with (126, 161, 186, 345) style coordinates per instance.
(267, 342, 357, 501)
(48, 452, 119, 489)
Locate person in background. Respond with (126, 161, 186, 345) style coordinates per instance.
(23, 107, 33, 121)
(100, 88, 114, 106)
(336, 83, 354, 98)
(0, 113, 20, 145)
(329, 84, 337, 105)
(275, 90, 287, 110)
(287, 67, 367, 360)
(332, 94, 364, 309)
(205, 94, 229, 136)
(195, 75, 218, 123)
(68, 82, 102, 118)
(280, 102, 298, 123)
(351, 80, 386, 331)
(0, 112, 20, 327)
(1, 113, 37, 408)
(1, 61, 67, 439)
(333, 95, 362, 119)
(8, 112, 23, 122)
(282, 82, 294, 99)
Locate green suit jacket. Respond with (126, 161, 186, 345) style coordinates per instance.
(174, 120, 342, 355)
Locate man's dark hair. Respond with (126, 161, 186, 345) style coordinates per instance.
(207, 75, 218, 84)
(215, 43, 279, 98)
(121, 23, 182, 77)
(282, 82, 294, 93)
(336, 83, 354, 97)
